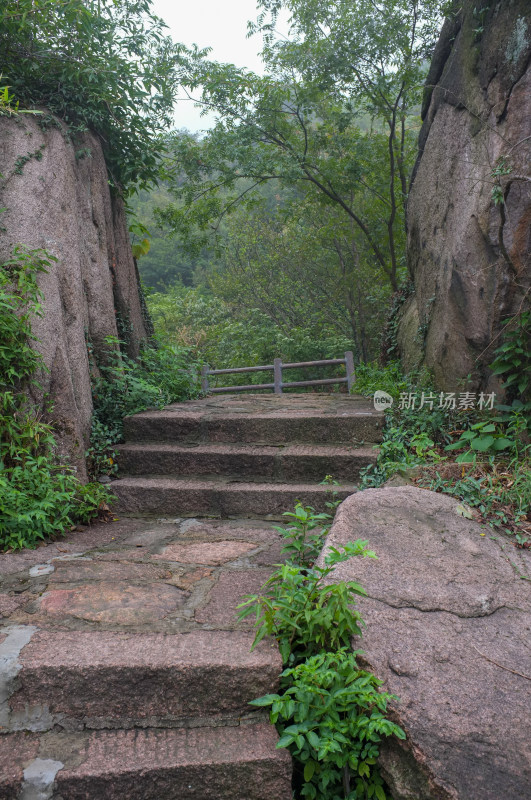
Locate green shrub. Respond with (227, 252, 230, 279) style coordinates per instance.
(87, 335, 199, 476)
(252, 650, 405, 800)
(354, 362, 530, 545)
(0, 0, 177, 189)
(490, 310, 531, 421)
(238, 539, 375, 665)
(147, 284, 354, 387)
(0, 246, 112, 551)
(444, 420, 515, 463)
(241, 502, 404, 800)
(274, 503, 332, 567)
(353, 361, 408, 401)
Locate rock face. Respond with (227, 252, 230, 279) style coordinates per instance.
(399, 0, 530, 390)
(321, 486, 531, 800)
(0, 114, 149, 479)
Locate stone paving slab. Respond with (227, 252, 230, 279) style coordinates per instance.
(38, 582, 187, 626)
(0, 518, 281, 635)
(152, 540, 260, 565)
(123, 392, 383, 445)
(0, 724, 292, 800)
(195, 569, 272, 628)
(8, 630, 281, 729)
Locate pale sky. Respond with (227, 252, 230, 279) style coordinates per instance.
(151, 0, 282, 132)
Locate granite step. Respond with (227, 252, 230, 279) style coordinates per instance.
(4, 628, 281, 732)
(0, 723, 292, 799)
(117, 442, 378, 481)
(111, 475, 357, 516)
(123, 394, 383, 445)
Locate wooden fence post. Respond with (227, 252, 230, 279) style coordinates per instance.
(345, 351, 355, 393)
(201, 365, 210, 394)
(274, 358, 283, 394)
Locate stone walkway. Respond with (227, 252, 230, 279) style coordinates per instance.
(0, 516, 291, 798)
(113, 393, 382, 516)
(0, 393, 382, 798)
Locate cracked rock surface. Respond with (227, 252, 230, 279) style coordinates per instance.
(321, 486, 531, 800)
(398, 0, 531, 390)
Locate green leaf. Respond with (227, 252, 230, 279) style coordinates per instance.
(491, 438, 513, 451)
(307, 730, 320, 749)
(276, 734, 294, 749)
(470, 436, 495, 451)
(304, 760, 316, 781)
(249, 694, 278, 707)
(456, 451, 475, 463)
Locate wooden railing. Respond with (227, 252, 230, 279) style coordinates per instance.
(201, 352, 355, 394)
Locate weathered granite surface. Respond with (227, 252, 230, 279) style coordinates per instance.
(399, 0, 530, 391)
(0, 113, 149, 479)
(321, 486, 531, 800)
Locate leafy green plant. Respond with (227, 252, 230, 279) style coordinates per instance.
(73, 481, 116, 523)
(353, 363, 482, 488)
(275, 503, 332, 567)
(491, 157, 513, 206)
(353, 362, 529, 544)
(409, 432, 441, 461)
(0, 0, 178, 189)
(129, 220, 152, 260)
(0, 246, 112, 551)
(240, 500, 404, 799)
(444, 421, 515, 463)
(88, 335, 199, 476)
(238, 539, 376, 666)
(423, 451, 531, 547)
(0, 76, 42, 117)
(353, 361, 408, 402)
(252, 650, 405, 800)
(490, 310, 531, 421)
(85, 418, 120, 480)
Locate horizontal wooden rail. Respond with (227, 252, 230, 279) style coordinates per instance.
(210, 383, 275, 393)
(208, 364, 274, 375)
(201, 352, 355, 395)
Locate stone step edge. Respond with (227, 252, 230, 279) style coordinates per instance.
(4, 628, 281, 733)
(111, 477, 357, 515)
(112, 474, 363, 486)
(123, 410, 384, 446)
(111, 477, 359, 490)
(117, 442, 380, 454)
(116, 442, 378, 478)
(1, 723, 292, 800)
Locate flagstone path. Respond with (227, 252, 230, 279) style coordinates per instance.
(0, 393, 382, 799)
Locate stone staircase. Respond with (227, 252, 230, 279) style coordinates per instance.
(112, 394, 383, 516)
(1, 393, 382, 799)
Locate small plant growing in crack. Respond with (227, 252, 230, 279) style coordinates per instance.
(238, 500, 405, 799)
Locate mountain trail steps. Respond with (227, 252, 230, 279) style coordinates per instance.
(0, 393, 383, 798)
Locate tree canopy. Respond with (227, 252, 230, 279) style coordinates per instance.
(160, 0, 445, 290)
(0, 0, 178, 188)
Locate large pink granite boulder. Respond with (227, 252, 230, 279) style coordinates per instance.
(0, 113, 149, 479)
(321, 486, 531, 799)
(399, 0, 530, 391)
